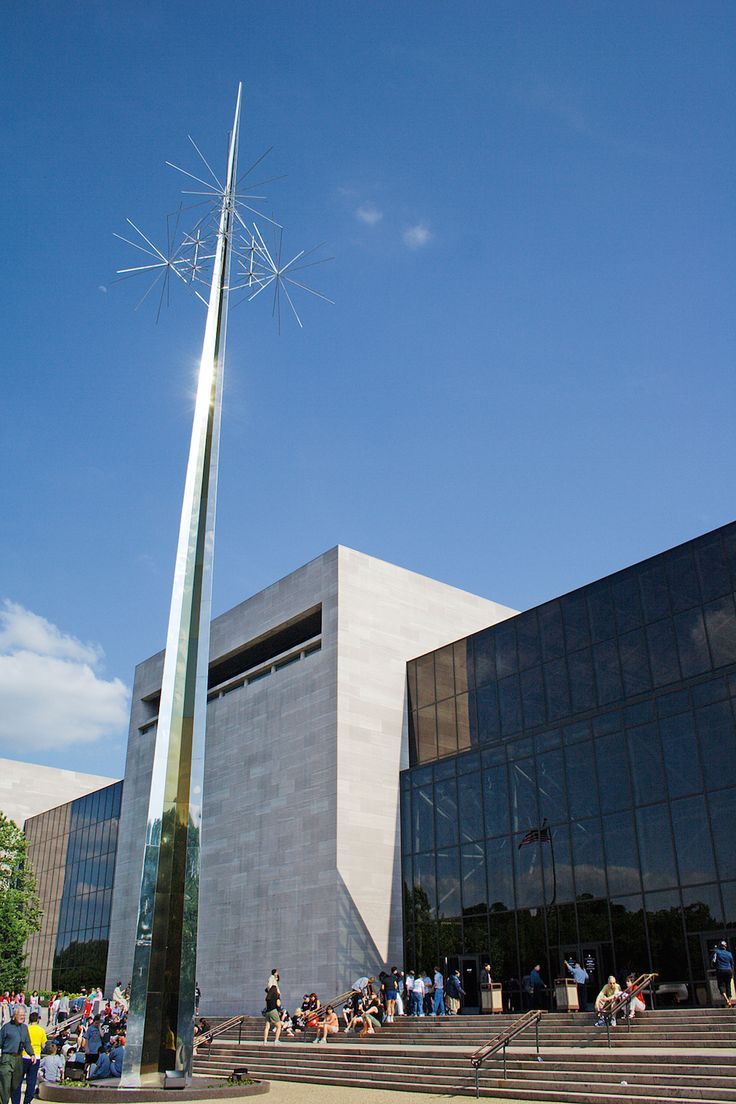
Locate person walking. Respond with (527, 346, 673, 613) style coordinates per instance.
(262, 984, 282, 1045)
(0, 1008, 37, 1104)
(445, 970, 465, 1015)
(712, 942, 735, 1006)
(432, 967, 446, 1016)
(11, 1011, 46, 1104)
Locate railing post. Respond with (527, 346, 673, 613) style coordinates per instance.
(503, 1041, 507, 1079)
(239, 1018, 243, 1045)
(475, 1063, 479, 1098)
(605, 1015, 611, 1049)
(535, 1015, 539, 1055)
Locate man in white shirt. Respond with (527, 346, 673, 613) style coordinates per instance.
(404, 972, 415, 1016)
(412, 974, 425, 1016)
(433, 968, 446, 1016)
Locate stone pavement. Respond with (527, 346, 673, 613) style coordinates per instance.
(238, 1083, 537, 1104)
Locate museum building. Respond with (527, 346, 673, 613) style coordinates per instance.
(402, 521, 736, 1008)
(16, 523, 736, 1012)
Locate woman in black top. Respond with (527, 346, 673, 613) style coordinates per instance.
(262, 986, 282, 1044)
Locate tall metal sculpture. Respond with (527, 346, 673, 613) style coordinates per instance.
(116, 84, 330, 1086)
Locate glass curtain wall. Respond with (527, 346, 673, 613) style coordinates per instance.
(403, 523, 736, 1002)
(52, 782, 123, 992)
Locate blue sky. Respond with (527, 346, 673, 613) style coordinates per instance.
(2, 0, 734, 776)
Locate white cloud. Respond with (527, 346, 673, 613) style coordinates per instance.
(356, 203, 383, 226)
(403, 223, 432, 249)
(0, 601, 130, 751)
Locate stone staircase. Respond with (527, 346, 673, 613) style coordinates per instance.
(193, 1009, 736, 1102)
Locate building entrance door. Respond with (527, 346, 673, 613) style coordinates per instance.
(460, 956, 480, 1012)
(699, 931, 736, 1006)
(559, 942, 611, 1011)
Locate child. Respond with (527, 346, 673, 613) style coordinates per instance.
(40, 1044, 65, 1084)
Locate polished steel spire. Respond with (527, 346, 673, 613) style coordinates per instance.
(116, 84, 330, 1086)
(121, 86, 241, 1087)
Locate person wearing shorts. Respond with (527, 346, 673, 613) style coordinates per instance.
(314, 1006, 339, 1044)
(385, 982, 398, 1023)
(262, 986, 282, 1044)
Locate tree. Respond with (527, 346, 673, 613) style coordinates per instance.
(0, 812, 42, 990)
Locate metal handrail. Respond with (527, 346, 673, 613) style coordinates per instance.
(196, 988, 361, 1051)
(198, 1013, 248, 1054)
(597, 972, 658, 1048)
(470, 1010, 543, 1097)
(47, 1011, 84, 1037)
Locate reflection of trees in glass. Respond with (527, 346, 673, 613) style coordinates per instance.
(682, 899, 718, 932)
(404, 885, 436, 970)
(53, 939, 108, 992)
(438, 920, 462, 960)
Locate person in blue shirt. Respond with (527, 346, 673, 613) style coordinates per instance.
(432, 969, 445, 1016)
(712, 942, 735, 1005)
(89, 1048, 112, 1081)
(109, 1042, 125, 1079)
(565, 958, 589, 1011)
(0, 1009, 37, 1104)
(84, 1017, 103, 1067)
(529, 966, 546, 1009)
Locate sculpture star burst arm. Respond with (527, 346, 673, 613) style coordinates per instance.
(115, 128, 332, 327)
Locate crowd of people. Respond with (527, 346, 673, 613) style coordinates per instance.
(0, 983, 129, 1104)
(260, 966, 471, 1045)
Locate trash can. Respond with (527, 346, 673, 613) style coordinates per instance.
(554, 977, 579, 1012)
(481, 982, 503, 1013)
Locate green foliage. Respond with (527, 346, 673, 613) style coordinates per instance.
(0, 812, 42, 991)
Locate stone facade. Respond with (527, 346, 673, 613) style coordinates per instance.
(0, 759, 115, 828)
(105, 546, 514, 1015)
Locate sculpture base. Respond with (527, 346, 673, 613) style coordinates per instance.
(39, 1081, 269, 1102)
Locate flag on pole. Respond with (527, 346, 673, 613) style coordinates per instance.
(518, 825, 551, 849)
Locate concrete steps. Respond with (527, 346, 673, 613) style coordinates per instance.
(193, 1010, 736, 1102)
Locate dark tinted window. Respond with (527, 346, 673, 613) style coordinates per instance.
(495, 621, 517, 678)
(695, 537, 731, 603)
(670, 795, 717, 885)
(539, 602, 564, 660)
(516, 612, 541, 670)
(639, 563, 670, 622)
(636, 804, 677, 891)
(647, 619, 681, 687)
(704, 595, 736, 667)
(614, 575, 643, 633)
(628, 723, 666, 805)
(674, 608, 711, 678)
(667, 551, 700, 612)
(593, 640, 623, 705)
(660, 712, 703, 798)
(587, 584, 615, 643)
